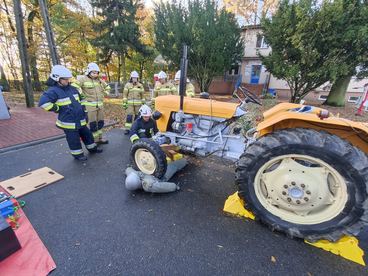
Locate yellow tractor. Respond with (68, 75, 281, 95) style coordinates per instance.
(130, 85, 368, 243)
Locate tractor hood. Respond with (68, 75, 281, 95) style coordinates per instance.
(155, 95, 239, 132)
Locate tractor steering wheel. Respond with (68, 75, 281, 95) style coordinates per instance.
(240, 87, 262, 105)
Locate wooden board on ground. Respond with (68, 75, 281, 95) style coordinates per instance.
(0, 167, 64, 198)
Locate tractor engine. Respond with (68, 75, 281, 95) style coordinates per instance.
(154, 110, 246, 160)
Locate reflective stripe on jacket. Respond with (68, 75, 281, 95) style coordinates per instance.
(39, 78, 87, 130)
(72, 76, 110, 106)
(154, 82, 176, 97)
(129, 117, 158, 143)
(175, 82, 195, 97)
(123, 82, 145, 105)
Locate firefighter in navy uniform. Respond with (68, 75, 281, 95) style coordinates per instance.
(39, 65, 102, 161)
(129, 105, 158, 143)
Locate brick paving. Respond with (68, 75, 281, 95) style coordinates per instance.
(0, 106, 63, 149)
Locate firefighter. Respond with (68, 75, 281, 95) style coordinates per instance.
(174, 70, 195, 97)
(72, 62, 111, 144)
(129, 105, 158, 143)
(153, 71, 176, 98)
(39, 65, 102, 161)
(122, 71, 145, 135)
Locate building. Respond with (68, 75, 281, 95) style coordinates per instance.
(240, 25, 368, 103)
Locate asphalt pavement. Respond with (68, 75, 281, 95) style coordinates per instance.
(0, 129, 366, 275)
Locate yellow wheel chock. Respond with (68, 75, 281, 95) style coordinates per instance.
(223, 192, 255, 220)
(223, 192, 366, 266)
(305, 237, 365, 266)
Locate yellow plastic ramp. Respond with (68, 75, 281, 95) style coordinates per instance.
(305, 236, 366, 266)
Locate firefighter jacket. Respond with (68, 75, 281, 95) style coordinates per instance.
(176, 82, 195, 97)
(72, 75, 110, 108)
(39, 78, 87, 130)
(129, 117, 158, 143)
(154, 82, 176, 98)
(123, 82, 145, 105)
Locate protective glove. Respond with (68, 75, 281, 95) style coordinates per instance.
(122, 102, 128, 109)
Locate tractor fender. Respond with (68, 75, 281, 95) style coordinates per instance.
(256, 103, 368, 154)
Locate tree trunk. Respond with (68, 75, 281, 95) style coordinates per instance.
(27, 10, 42, 91)
(105, 65, 111, 82)
(324, 75, 352, 107)
(117, 55, 121, 84)
(121, 53, 126, 82)
(203, 79, 212, 93)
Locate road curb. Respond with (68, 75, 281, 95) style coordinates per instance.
(0, 134, 66, 154)
(0, 120, 118, 154)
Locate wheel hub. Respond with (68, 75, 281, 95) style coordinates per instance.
(135, 149, 157, 175)
(255, 155, 348, 225)
(288, 186, 304, 199)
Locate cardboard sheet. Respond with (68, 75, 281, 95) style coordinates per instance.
(0, 167, 63, 198)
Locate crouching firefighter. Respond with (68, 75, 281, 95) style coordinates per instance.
(39, 65, 103, 161)
(122, 71, 145, 135)
(72, 62, 111, 144)
(129, 105, 159, 143)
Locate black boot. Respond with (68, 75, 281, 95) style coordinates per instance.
(74, 155, 87, 161)
(89, 146, 103, 154)
(124, 129, 130, 135)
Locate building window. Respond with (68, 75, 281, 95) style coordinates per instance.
(256, 34, 268, 48)
(318, 95, 328, 101)
(348, 96, 360, 103)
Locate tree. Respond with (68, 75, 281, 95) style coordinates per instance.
(260, 0, 339, 103)
(50, 1, 97, 74)
(224, 0, 279, 25)
(154, 0, 243, 92)
(322, 0, 368, 106)
(90, 0, 145, 82)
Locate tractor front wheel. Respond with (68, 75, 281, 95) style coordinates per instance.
(235, 128, 368, 242)
(130, 138, 167, 179)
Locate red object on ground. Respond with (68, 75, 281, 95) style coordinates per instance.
(0, 189, 56, 275)
(0, 106, 63, 149)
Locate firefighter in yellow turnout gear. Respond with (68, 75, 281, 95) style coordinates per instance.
(72, 63, 111, 144)
(123, 71, 145, 135)
(153, 71, 176, 98)
(174, 70, 195, 97)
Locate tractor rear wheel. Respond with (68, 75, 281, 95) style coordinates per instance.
(235, 128, 368, 242)
(130, 138, 167, 179)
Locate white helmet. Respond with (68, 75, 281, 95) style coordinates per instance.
(175, 70, 181, 81)
(174, 70, 190, 82)
(130, 71, 139, 78)
(158, 71, 167, 80)
(85, 62, 100, 75)
(50, 65, 72, 81)
(139, 104, 152, 117)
